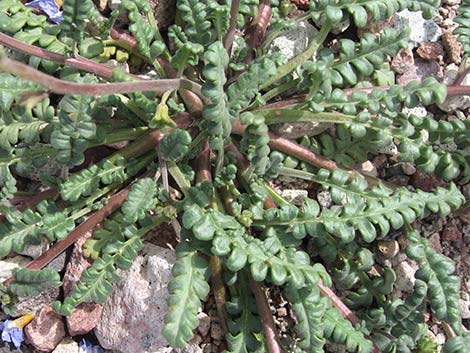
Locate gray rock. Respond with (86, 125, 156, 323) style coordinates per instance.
(317, 191, 332, 209)
(393, 10, 441, 47)
(18, 241, 49, 259)
(266, 22, 318, 60)
(279, 189, 308, 206)
(15, 286, 61, 316)
(459, 299, 470, 319)
(394, 260, 418, 292)
(95, 243, 176, 353)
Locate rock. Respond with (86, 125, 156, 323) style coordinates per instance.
(52, 338, 79, 353)
(391, 48, 414, 74)
(150, 0, 176, 29)
(442, 30, 463, 64)
(18, 241, 49, 259)
(197, 313, 211, 337)
(15, 287, 61, 316)
(396, 59, 443, 85)
(411, 170, 446, 192)
(392, 10, 442, 47)
(428, 233, 443, 254)
(387, 175, 410, 187)
(0, 256, 30, 282)
(46, 252, 68, 273)
(394, 260, 418, 292)
(460, 299, 470, 319)
(278, 189, 308, 206)
(443, 224, 462, 243)
(317, 191, 332, 209)
(439, 64, 470, 111)
(66, 303, 103, 337)
(24, 305, 65, 352)
(210, 322, 223, 341)
(401, 162, 416, 176)
(270, 121, 331, 139)
(378, 240, 400, 259)
(416, 42, 444, 60)
(62, 234, 93, 294)
(95, 244, 175, 353)
(360, 161, 378, 178)
(267, 21, 318, 60)
(62, 233, 102, 336)
(95, 0, 108, 12)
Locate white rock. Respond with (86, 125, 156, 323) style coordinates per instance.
(279, 189, 308, 206)
(460, 299, 470, 319)
(95, 243, 176, 353)
(0, 256, 30, 282)
(393, 10, 441, 47)
(394, 260, 418, 292)
(52, 338, 80, 353)
(266, 22, 318, 60)
(402, 105, 429, 118)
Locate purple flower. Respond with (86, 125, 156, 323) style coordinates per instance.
(79, 338, 105, 353)
(0, 320, 25, 349)
(25, 0, 63, 24)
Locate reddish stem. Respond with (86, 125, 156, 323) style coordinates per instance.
(0, 32, 115, 79)
(244, 0, 272, 64)
(2, 128, 167, 286)
(3, 186, 131, 286)
(224, 0, 241, 54)
(110, 28, 138, 49)
(195, 140, 212, 183)
(0, 56, 201, 97)
(446, 85, 470, 96)
(249, 274, 284, 353)
(231, 121, 341, 171)
(453, 65, 470, 86)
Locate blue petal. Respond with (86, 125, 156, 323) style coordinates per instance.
(25, 0, 63, 24)
(9, 328, 24, 349)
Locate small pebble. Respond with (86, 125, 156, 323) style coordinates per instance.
(378, 240, 400, 259)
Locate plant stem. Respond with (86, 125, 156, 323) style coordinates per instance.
(195, 142, 229, 335)
(244, 0, 272, 64)
(260, 22, 332, 89)
(224, 0, 241, 54)
(260, 79, 299, 103)
(0, 32, 116, 79)
(255, 108, 355, 124)
(248, 274, 284, 353)
(3, 185, 131, 286)
(167, 161, 191, 197)
(0, 56, 203, 97)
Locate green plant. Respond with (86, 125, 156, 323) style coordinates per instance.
(0, 0, 469, 352)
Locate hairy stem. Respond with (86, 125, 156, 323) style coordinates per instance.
(0, 56, 202, 97)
